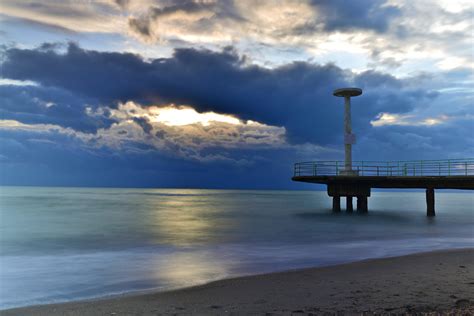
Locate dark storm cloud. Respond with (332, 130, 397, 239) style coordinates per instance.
(309, 0, 400, 33)
(356, 117, 474, 161)
(1, 43, 150, 104)
(1, 43, 435, 144)
(0, 84, 113, 132)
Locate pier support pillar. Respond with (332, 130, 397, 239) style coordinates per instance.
(357, 196, 368, 213)
(426, 188, 435, 217)
(328, 184, 370, 214)
(333, 196, 341, 212)
(346, 196, 353, 212)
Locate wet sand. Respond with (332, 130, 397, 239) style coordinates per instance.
(3, 248, 473, 315)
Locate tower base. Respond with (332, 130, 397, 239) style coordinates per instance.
(339, 170, 359, 176)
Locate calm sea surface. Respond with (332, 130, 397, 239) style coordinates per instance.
(0, 187, 473, 309)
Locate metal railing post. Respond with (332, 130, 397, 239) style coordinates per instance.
(465, 162, 468, 176)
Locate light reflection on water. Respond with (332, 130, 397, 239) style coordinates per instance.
(152, 250, 230, 286)
(0, 187, 473, 309)
(149, 197, 226, 246)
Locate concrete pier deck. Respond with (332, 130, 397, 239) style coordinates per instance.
(292, 175, 474, 190)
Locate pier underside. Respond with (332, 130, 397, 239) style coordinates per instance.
(292, 175, 474, 190)
(292, 176, 474, 216)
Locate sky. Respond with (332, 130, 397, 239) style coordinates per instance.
(0, 0, 473, 189)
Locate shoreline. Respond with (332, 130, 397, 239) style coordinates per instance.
(3, 248, 473, 315)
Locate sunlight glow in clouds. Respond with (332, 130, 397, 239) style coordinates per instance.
(0, 101, 289, 162)
(149, 106, 241, 127)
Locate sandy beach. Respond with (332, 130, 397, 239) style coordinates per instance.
(3, 248, 473, 315)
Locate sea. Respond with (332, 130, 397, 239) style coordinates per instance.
(0, 186, 473, 309)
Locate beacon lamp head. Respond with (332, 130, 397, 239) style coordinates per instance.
(333, 88, 362, 97)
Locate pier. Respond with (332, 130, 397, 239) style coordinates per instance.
(292, 159, 474, 216)
(291, 87, 474, 216)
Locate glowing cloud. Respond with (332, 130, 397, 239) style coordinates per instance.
(371, 112, 449, 126)
(0, 101, 291, 162)
(148, 106, 241, 127)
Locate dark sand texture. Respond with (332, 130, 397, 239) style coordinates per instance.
(3, 249, 473, 315)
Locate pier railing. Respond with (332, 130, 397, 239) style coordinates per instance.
(293, 159, 474, 177)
